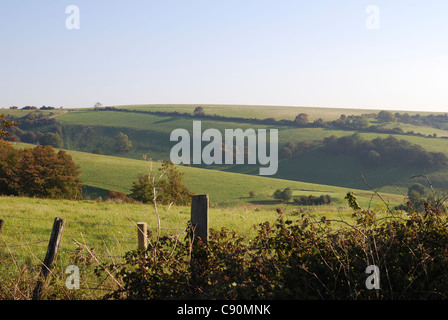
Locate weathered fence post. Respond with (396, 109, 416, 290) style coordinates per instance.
(137, 222, 147, 251)
(190, 194, 209, 245)
(32, 217, 66, 300)
(0, 219, 4, 235)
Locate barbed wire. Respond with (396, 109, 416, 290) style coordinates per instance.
(0, 240, 47, 248)
(1, 213, 187, 233)
(0, 214, 187, 265)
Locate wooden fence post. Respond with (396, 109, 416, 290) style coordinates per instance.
(0, 219, 4, 235)
(137, 222, 147, 251)
(32, 217, 66, 300)
(191, 194, 209, 245)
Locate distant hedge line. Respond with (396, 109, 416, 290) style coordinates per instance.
(94, 107, 447, 138)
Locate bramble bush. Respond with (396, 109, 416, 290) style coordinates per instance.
(96, 194, 448, 300)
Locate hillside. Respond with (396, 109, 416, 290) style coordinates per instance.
(5, 104, 448, 199)
(12, 143, 402, 209)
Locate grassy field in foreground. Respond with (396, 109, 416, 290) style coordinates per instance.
(0, 195, 362, 299)
(0, 194, 377, 269)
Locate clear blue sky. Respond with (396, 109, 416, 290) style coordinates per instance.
(1, 0, 447, 112)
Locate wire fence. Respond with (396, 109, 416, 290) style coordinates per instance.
(0, 195, 276, 298)
(0, 213, 188, 297)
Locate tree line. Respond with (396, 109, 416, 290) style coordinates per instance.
(281, 133, 448, 169)
(94, 107, 447, 139)
(273, 187, 333, 206)
(4, 112, 136, 154)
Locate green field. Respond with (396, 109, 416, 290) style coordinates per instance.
(14, 142, 403, 209)
(48, 107, 448, 193)
(58, 109, 448, 151)
(6, 104, 448, 224)
(9, 103, 448, 203)
(105, 104, 446, 122)
(12, 103, 448, 202)
(0, 194, 360, 299)
(4, 103, 447, 299)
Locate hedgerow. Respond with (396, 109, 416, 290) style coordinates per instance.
(96, 194, 448, 300)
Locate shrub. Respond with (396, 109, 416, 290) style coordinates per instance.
(40, 132, 63, 148)
(273, 187, 293, 202)
(115, 132, 133, 153)
(106, 190, 135, 203)
(130, 160, 192, 206)
(293, 194, 332, 206)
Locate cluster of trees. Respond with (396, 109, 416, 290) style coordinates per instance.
(8, 112, 59, 130)
(394, 183, 446, 213)
(281, 133, 448, 169)
(130, 160, 192, 206)
(321, 134, 448, 168)
(4, 112, 136, 153)
(115, 132, 133, 153)
(12, 129, 63, 148)
(293, 194, 332, 206)
(4, 112, 64, 147)
(328, 114, 371, 130)
(393, 111, 448, 130)
(273, 187, 293, 202)
(0, 140, 83, 200)
(9, 105, 59, 110)
(273, 187, 333, 206)
(373, 110, 448, 133)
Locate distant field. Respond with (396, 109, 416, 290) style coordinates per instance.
(113, 104, 376, 121)
(106, 104, 446, 122)
(10, 104, 448, 203)
(56, 109, 448, 161)
(0, 108, 67, 118)
(53, 107, 448, 194)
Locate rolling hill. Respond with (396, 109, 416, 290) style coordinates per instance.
(6, 104, 448, 203)
(12, 143, 402, 209)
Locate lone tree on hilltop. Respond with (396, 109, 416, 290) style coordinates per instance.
(194, 106, 205, 116)
(294, 113, 309, 126)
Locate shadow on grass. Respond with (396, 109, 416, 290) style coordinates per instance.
(248, 199, 286, 205)
(154, 116, 180, 124)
